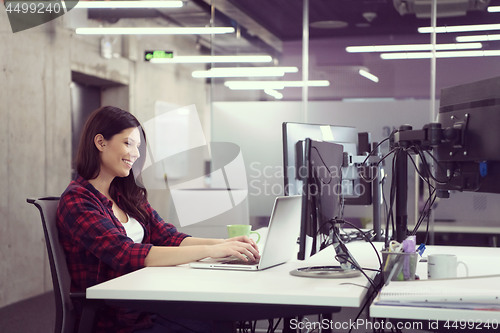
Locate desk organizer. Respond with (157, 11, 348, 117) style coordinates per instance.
(382, 251, 418, 282)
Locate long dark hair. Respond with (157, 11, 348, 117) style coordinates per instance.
(75, 106, 150, 224)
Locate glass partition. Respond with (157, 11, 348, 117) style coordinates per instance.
(207, 0, 500, 244)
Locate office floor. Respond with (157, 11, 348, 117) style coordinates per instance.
(0, 292, 55, 333)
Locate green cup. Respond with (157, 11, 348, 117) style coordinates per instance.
(227, 224, 261, 243)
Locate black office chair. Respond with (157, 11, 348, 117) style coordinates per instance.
(27, 197, 98, 333)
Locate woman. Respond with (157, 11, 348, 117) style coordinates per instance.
(57, 106, 259, 333)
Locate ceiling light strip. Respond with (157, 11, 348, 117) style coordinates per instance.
(151, 55, 273, 64)
(456, 34, 500, 42)
(192, 66, 298, 78)
(76, 27, 235, 35)
(224, 80, 330, 90)
(264, 89, 284, 99)
(381, 50, 500, 59)
(419, 24, 500, 34)
(346, 42, 482, 53)
(488, 6, 500, 12)
(358, 69, 379, 83)
(74, 1, 184, 9)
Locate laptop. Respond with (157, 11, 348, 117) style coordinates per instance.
(189, 195, 301, 271)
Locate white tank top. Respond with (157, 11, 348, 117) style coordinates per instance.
(122, 214, 145, 243)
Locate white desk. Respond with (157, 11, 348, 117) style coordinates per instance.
(370, 245, 500, 324)
(87, 242, 381, 331)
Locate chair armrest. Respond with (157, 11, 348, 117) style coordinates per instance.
(69, 292, 87, 300)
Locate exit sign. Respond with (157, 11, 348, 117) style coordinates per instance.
(144, 50, 174, 61)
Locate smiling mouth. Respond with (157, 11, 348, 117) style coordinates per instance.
(123, 159, 134, 168)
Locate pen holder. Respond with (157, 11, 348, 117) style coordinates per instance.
(382, 251, 418, 282)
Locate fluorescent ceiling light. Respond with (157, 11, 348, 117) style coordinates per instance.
(224, 80, 330, 90)
(150, 55, 273, 64)
(358, 69, 379, 83)
(192, 66, 298, 78)
(419, 24, 500, 34)
(346, 42, 482, 53)
(264, 89, 283, 100)
(76, 27, 235, 35)
(342, 98, 396, 102)
(74, 1, 183, 9)
(381, 50, 500, 59)
(488, 6, 500, 12)
(456, 34, 500, 42)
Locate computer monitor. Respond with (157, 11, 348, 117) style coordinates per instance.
(391, 76, 500, 242)
(282, 122, 372, 205)
(296, 138, 360, 277)
(299, 138, 343, 260)
(435, 76, 500, 195)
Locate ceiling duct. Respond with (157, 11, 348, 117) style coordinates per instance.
(393, 0, 490, 18)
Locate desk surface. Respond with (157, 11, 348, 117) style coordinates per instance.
(370, 245, 500, 322)
(417, 223, 500, 235)
(87, 241, 381, 308)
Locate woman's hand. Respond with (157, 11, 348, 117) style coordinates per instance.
(208, 236, 260, 262)
(224, 235, 259, 252)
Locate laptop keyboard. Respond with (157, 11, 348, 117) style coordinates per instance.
(221, 257, 260, 265)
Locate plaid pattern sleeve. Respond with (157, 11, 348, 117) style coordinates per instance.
(144, 202, 190, 247)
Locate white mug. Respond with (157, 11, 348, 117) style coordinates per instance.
(427, 254, 469, 279)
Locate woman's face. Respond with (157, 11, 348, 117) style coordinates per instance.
(97, 127, 141, 180)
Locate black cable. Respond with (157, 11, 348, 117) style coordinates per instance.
(336, 219, 383, 268)
(385, 149, 398, 247)
(348, 273, 385, 333)
(413, 182, 436, 233)
(336, 253, 377, 290)
(422, 149, 454, 184)
(406, 148, 435, 190)
(414, 186, 437, 243)
(266, 319, 273, 333)
(412, 188, 434, 235)
(407, 148, 434, 231)
(422, 190, 437, 244)
(360, 147, 399, 183)
(328, 224, 378, 290)
(380, 172, 390, 242)
(409, 147, 440, 237)
(361, 135, 394, 166)
(272, 318, 281, 332)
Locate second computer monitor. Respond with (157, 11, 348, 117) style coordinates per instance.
(282, 121, 371, 205)
(299, 138, 344, 260)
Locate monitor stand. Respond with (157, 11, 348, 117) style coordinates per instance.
(290, 234, 363, 278)
(289, 265, 361, 278)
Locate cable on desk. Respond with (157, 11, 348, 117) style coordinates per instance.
(339, 282, 370, 289)
(337, 219, 383, 268)
(336, 253, 377, 290)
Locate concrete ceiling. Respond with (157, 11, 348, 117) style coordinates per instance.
(85, 0, 500, 101)
(89, 0, 500, 55)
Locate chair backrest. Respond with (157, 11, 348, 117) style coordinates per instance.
(28, 197, 76, 333)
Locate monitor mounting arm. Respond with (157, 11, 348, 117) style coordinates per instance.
(389, 121, 467, 242)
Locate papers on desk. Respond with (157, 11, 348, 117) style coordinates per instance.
(375, 275, 500, 311)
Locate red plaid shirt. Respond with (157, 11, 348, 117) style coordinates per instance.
(57, 175, 190, 333)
